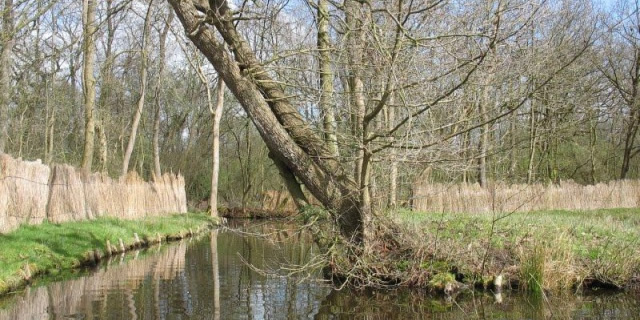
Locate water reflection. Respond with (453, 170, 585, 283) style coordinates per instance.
(0, 240, 189, 319)
(0, 221, 639, 319)
(211, 232, 220, 320)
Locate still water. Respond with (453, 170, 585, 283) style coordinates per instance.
(0, 220, 639, 319)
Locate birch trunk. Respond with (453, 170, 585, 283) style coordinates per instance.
(209, 79, 225, 217)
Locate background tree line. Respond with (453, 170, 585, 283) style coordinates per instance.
(0, 0, 638, 211)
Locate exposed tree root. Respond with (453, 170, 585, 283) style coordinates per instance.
(299, 209, 638, 295)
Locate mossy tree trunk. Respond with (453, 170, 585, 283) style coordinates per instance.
(168, 0, 366, 242)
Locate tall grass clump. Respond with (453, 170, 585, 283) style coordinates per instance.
(394, 208, 640, 292)
(519, 243, 545, 295)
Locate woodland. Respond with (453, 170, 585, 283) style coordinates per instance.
(1, 0, 640, 254)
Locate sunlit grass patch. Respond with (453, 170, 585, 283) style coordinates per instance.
(393, 208, 640, 291)
(0, 213, 215, 296)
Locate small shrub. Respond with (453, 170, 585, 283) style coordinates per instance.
(428, 272, 456, 292)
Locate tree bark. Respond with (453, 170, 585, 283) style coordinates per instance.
(97, 121, 107, 173)
(527, 99, 537, 184)
(81, 0, 97, 171)
(317, 0, 338, 157)
(387, 97, 398, 208)
(345, 0, 367, 188)
(0, 0, 14, 153)
(122, 0, 154, 175)
(344, 0, 375, 244)
(209, 79, 224, 218)
(96, 0, 117, 172)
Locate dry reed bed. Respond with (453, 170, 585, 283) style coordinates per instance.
(0, 153, 187, 233)
(412, 180, 640, 214)
(48, 165, 187, 223)
(0, 154, 50, 233)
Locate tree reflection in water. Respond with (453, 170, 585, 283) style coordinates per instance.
(0, 221, 639, 319)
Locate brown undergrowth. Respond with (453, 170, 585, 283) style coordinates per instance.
(302, 207, 640, 295)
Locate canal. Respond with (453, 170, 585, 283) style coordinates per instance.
(0, 220, 638, 319)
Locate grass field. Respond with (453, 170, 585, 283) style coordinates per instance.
(393, 208, 640, 292)
(0, 213, 215, 296)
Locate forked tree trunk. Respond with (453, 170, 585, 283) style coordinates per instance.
(168, 0, 365, 242)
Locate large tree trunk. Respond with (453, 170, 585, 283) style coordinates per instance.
(80, 0, 97, 171)
(122, 0, 154, 175)
(344, 0, 375, 244)
(168, 0, 364, 241)
(345, 0, 367, 189)
(0, 0, 14, 153)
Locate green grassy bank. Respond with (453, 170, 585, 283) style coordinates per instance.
(393, 208, 640, 293)
(0, 213, 216, 296)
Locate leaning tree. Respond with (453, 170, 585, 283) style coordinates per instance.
(167, 0, 594, 248)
